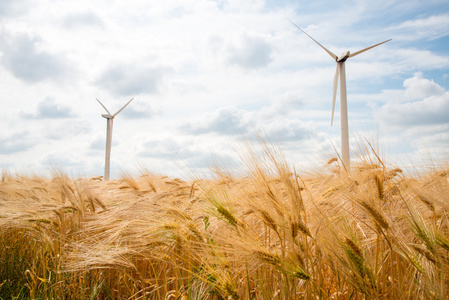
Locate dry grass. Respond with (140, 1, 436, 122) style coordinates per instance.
(1, 144, 449, 299)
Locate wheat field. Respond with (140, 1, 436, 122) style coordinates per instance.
(1, 143, 448, 299)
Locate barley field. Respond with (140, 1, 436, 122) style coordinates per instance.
(1, 144, 448, 299)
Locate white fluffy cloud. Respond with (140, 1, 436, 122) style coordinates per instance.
(0, 33, 71, 83)
(226, 34, 274, 69)
(60, 12, 104, 29)
(180, 107, 252, 135)
(381, 93, 449, 127)
(401, 72, 445, 100)
(375, 72, 449, 163)
(120, 100, 155, 119)
(179, 97, 314, 145)
(20, 97, 76, 119)
(0, 132, 36, 155)
(95, 64, 173, 97)
(380, 72, 448, 127)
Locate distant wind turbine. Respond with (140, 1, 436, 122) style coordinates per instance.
(290, 21, 391, 172)
(96, 98, 134, 180)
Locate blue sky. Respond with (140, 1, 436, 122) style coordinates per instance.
(0, 0, 448, 178)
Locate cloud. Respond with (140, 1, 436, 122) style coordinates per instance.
(41, 151, 86, 168)
(139, 137, 198, 159)
(257, 119, 314, 142)
(60, 12, 104, 29)
(381, 92, 449, 127)
(259, 93, 304, 119)
(386, 48, 449, 73)
(405, 124, 449, 146)
(95, 63, 173, 97)
(0, 1, 28, 17)
(180, 92, 313, 140)
(380, 73, 449, 127)
(226, 34, 274, 69)
(0, 132, 35, 154)
(189, 151, 238, 170)
(138, 136, 238, 170)
(120, 101, 154, 119)
(0, 33, 70, 83)
(180, 107, 252, 135)
(372, 71, 446, 103)
(214, 0, 265, 12)
(44, 121, 92, 140)
(387, 13, 449, 41)
(401, 72, 445, 100)
(89, 136, 105, 151)
(20, 97, 76, 119)
(178, 106, 315, 152)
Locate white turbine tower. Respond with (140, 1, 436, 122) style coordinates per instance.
(96, 98, 134, 180)
(290, 21, 391, 172)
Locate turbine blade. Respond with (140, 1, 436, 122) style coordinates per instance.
(113, 97, 134, 117)
(349, 39, 392, 58)
(289, 20, 338, 60)
(331, 64, 340, 126)
(96, 98, 111, 115)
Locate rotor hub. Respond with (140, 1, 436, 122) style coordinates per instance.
(337, 51, 350, 62)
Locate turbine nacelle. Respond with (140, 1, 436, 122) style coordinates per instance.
(101, 114, 113, 119)
(337, 51, 350, 62)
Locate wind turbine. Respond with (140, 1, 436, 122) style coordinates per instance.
(290, 21, 391, 172)
(96, 98, 134, 180)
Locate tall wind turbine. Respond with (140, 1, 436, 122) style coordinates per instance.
(96, 98, 134, 180)
(290, 21, 391, 172)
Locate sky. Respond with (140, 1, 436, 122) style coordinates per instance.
(0, 0, 448, 179)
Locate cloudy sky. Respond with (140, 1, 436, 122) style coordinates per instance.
(0, 0, 448, 178)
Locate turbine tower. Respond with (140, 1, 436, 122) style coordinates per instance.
(96, 98, 134, 180)
(290, 21, 391, 172)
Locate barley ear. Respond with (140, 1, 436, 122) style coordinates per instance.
(360, 201, 389, 230)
